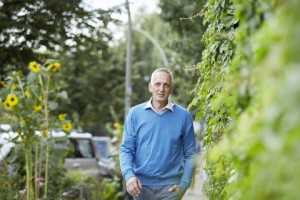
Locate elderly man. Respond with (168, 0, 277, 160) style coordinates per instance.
(120, 68, 196, 200)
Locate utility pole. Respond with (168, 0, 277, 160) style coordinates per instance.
(124, 0, 132, 120)
(132, 27, 169, 68)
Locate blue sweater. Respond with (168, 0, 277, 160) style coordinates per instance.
(119, 102, 196, 191)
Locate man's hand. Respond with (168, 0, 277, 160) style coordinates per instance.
(126, 176, 142, 197)
(168, 185, 184, 199)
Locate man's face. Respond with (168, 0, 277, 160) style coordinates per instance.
(149, 71, 174, 104)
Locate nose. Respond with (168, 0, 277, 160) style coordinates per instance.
(159, 84, 164, 91)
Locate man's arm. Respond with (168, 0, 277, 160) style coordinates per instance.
(119, 108, 136, 180)
(119, 108, 142, 197)
(180, 114, 196, 191)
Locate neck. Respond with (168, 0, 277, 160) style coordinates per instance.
(151, 99, 168, 111)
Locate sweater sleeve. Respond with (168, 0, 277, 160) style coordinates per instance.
(119, 108, 136, 181)
(179, 113, 196, 191)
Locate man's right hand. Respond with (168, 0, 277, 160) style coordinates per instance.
(126, 176, 142, 197)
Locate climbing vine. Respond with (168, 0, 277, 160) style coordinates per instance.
(192, 0, 300, 199)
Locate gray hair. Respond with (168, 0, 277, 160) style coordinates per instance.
(150, 68, 174, 85)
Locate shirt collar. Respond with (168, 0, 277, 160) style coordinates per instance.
(145, 98, 174, 112)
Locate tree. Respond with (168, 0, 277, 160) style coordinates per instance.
(157, 0, 208, 116)
(0, 0, 115, 75)
(57, 41, 126, 135)
(0, 0, 123, 134)
(158, 0, 207, 66)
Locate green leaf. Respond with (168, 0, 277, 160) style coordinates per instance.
(48, 101, 58, 110)
(57, 91, 68, 99)
(26, 72, 38, 85)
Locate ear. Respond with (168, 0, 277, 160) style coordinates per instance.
(170, 85, 175, 94)
(148, 82, 152, 93)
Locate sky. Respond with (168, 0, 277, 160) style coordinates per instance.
(82, 0, 160, 41)
(83, 0, 159, 20)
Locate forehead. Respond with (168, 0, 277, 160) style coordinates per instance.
(152, 71, 172, 83)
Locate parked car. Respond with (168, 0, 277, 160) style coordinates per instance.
(92, 136, 117, 178)
(0, 125, 100, 177)
(92, 136, 111, 159)
(53, 131, 100, 177)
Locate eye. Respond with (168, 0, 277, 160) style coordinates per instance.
(164, 83, 171, 88)
(154, 83, 161, 87)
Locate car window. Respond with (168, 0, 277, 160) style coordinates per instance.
(70, 138, 94, 158)
(94, 140, 109, 159)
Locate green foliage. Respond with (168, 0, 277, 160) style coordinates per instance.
(57, 42, 125, 134)
(189, 0, 237, 197)
(0, 61, 72, 199)
(158, 0, 207, 65)
(158, 0, 206, 112)
(0, 0, 115, 76)
(0, 145, 24, 200)
(222, 0, 300, 199)
(61, 170, 99, 200)
(0, 0, 124, 134)
(99, 178, 123, 200)
(193, 0, 300, 199)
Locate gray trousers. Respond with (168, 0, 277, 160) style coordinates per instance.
(133, 185, 181, 200)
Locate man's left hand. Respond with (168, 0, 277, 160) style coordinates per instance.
(168, 184, 184, 198)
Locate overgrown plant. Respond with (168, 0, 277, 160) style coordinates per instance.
(189, 0, 237, 198)
(0, 61, 71, 199)
(192, 0, 300, 199)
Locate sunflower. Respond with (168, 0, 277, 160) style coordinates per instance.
(28, 61, 41, 73)
(62, 123, 72, 132)
(53, 62, 61, 72)
(113, 122, 121, 131)
(3, 99, 13, 111)
(47, 62, 61, 72)
(34, 105, 42, 113)
(0, 82, 6, 88)
(58, 114, 65, 121)
(41, 130, 48, 137)
(6, 94, 18, 106)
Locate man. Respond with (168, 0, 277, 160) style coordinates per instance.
(120, 68, 196, 199)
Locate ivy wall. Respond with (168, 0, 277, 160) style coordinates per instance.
(192, 0, 300, 199)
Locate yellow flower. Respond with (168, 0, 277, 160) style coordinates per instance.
(58, 114, 65, 121)
(46, 63, 54, 71)
(25, 88, 31, 98)
(6, 94, 18, 106)
(53, 62, 61, 71)
(3, 99, 12, 111)
(41, 130, 48, 137)
(28, 61, 41, 73)
(47, 62, 61, 72)
(113, 122, 121, 131)
(34, 105, 42, 113)
(62, 123, 72, 132)
(3, 100, 14, 111)
(11, 84, 17, 90)
(38, 96, 43, 101)
(0, 82, 6, 88)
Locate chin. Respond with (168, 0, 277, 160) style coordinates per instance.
(156, 97, 167, 102)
